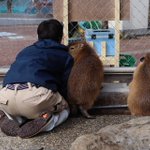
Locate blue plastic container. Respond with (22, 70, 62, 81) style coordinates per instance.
(85, 29, 115, 56)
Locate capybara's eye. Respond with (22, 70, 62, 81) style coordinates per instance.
(70, 47, 74, 50)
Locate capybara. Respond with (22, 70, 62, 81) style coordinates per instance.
(68, 42, 104, 118)
(127, 53, 150, 116)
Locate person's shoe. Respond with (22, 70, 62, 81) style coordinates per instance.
(17, 113, 51, 138)
(1, 117, 20, 136)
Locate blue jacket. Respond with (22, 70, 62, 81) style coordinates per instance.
(3, 39, 74, 99)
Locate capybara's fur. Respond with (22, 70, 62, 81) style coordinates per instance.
(127, 53, 150, 116)
(68, 42, 104, 118)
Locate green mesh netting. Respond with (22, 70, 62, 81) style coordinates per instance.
(79, 20, 103, 30)
(120, 54, 136, 67)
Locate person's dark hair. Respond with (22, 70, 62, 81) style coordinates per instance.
(37, 19, 63, 43)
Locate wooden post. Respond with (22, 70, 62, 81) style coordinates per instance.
(63, 0, 69, 45)
(101, 42, 107, 59)
(115, 0, 120, 67)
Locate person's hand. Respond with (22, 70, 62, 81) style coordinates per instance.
(54, 100, 69, 113)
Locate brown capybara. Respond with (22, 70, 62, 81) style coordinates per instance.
(68, 42, 104, 118)
(127, 53, 150, 116)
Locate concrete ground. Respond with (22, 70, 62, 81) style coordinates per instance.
(0, 115, 136, 150)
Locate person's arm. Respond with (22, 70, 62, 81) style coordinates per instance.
(59, 56, 74, 100)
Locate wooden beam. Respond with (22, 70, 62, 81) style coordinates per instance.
(63, 0, 69, 45)
(101, 42, 107, 59)
(115, 0, 121, 67)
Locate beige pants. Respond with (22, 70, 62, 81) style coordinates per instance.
(0, 83, 68, 119)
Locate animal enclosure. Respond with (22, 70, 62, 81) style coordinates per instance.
(0, 0, 149, 68)
(53, 0, 130, 66)
(0, 0, 149, 114)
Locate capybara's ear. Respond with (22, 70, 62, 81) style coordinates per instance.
(139, 56, 145, 62)
(80, 43, 84, 49)
(145, 53, 150, 62)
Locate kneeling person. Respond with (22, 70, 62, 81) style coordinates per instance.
(0, 19, 74, 138)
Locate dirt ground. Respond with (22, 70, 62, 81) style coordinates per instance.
(0, 115, 136, 150)
(0, 25, 150, 66)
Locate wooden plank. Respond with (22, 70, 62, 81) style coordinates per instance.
(101, 57, 116, 66)
(114, 0, 120, 67)
(53, 0, 130, 22)
(104, 67, 134, 83)
(91, 83, 130, 115)
(101, 41, 107, 59)
(63, 0, 69, 45)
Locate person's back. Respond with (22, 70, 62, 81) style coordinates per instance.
(4, 39, 72, 99)
(0, 19, 74, 138)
